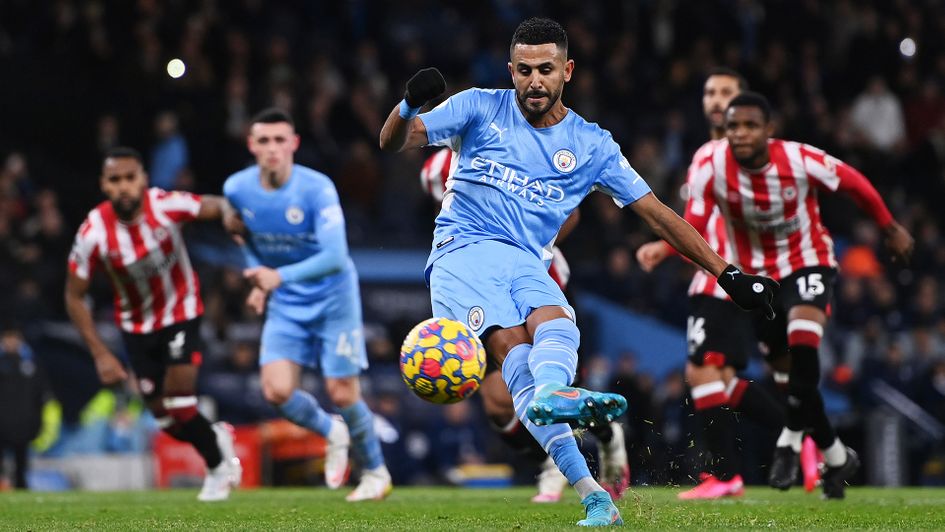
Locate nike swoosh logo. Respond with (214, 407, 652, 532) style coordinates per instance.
(552, 390, 581, 399)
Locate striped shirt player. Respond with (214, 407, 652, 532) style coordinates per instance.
(695, 92, 912, 499)
(68, 187, 204, 334)
(64, 147, 241, 502)
(420, 147, 572, 290)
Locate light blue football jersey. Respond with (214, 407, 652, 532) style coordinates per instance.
(419, 88, 652, 277)
(223, 164, 356, 309)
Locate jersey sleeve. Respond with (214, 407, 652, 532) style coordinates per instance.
(152, 188, 202, 223)
(417, 89, 485, 151)
(67, 220, 100, 280)
(275, 182, 350, 283)
(801, 145, 893, 227)
(591, 134, 652, 207)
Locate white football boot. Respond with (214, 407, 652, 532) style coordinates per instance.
(325, 415, 351, 489)
(531, 456, 568, 503)
(197, 422, 243, 502)
(345, 465, 392, 502)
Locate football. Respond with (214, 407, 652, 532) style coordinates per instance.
(400, 317, 488, 404)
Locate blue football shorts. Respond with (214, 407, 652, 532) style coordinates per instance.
(428, 239, 575, 336)
(259, 274, 368, 378)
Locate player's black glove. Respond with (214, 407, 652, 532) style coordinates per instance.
(717, 264, 779, 320)
(405, 67, 447, 108)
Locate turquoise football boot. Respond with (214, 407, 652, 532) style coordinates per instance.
(578, 491, 624, 527)
(526, 385, 627, 427)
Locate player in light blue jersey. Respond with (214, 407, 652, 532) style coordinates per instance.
(223, 108, 390, 501)
(381, 18, 780, 526)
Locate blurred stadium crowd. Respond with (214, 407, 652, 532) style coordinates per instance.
(2, 0, 945, 487)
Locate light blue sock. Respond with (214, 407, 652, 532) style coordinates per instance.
(503, 343, 593, 485)
(528, 318, 579, 396)
(278, 389, 334, 436)
(339, 400, 384, 470)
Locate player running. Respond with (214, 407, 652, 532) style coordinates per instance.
(223, 108, 391, 501)
(65, 147, 242, 501)
(381, 17, 778, 526)
(421, 148, 630, 503)
(682, 92, 914, 499)
(637, 69, 809, 499)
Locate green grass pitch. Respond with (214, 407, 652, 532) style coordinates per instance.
(2, 486, 944, 530)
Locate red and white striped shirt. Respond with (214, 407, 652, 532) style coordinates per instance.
(421, 148, 571, 289)
(687, 139, 893, 281)
(68, 188, 205, 334)
(683, 140, 733, 300)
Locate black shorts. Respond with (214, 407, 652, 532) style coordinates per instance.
(121, 317, 205, 401)
(686, 295, 754, 370)
(754, 266, 836, 360)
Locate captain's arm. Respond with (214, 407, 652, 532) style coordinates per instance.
(380, 88, 481, 153)
(379, 110, 430, 152)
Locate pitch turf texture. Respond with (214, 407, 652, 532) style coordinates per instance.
(2, 487, 944, 530)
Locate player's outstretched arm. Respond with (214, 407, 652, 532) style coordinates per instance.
(379, 67, 446, 152)
(64, 272, 128, 384)
(631, 194, 726, 276)
(630, 193, 778, 318)
(832, 161, 914, 263)
(194, 194, 230, 221)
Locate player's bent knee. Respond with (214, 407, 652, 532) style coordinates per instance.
(325, 376, 361, 408)
(262, 381, 295, 406)
(685, 362, 724, 386)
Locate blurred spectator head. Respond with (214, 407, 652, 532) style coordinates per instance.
(154, 111, 180, 140)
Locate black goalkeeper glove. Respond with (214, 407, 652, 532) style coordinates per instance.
(717, 264, 779, 320)
(404, 67, 447, 108)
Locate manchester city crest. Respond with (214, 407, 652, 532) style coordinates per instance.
(552, 149, 577, 173)
(285, 206, 305, 224)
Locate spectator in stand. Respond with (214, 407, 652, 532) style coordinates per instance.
(850, 76, 906, 154)
(149, 112, 190, 190)
(0, 326, 48, 489)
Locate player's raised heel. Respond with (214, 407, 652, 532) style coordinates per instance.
(346, 466, 392, 502)
(768, 446, 800, 491)
(577, 491, 623, 527)
(526, 386, 627, 427)
(677, 474, 744, 500)
(325, 415, 351, 489)
(531, 456, 567, 503)
(198, 423, 242, 502)
(599, 422, 630, 501)
(821, 447, 859, 500)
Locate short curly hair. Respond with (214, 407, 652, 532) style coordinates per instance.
(510, 17, 568, 57)
(728, 91, 772, 122)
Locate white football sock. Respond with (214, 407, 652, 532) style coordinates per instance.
(574, 476, 606, 500)
(776, 428, 804, 453)
(822, 438, 847, 467)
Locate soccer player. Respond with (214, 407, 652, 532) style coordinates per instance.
(223, 108, 391, 501)
(421, 148, 630, 503)
(380, 18, 778, 525)
(65, 147, 242, 501)
(682, 92, 913, 499)
(637, 69, 797, 499)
